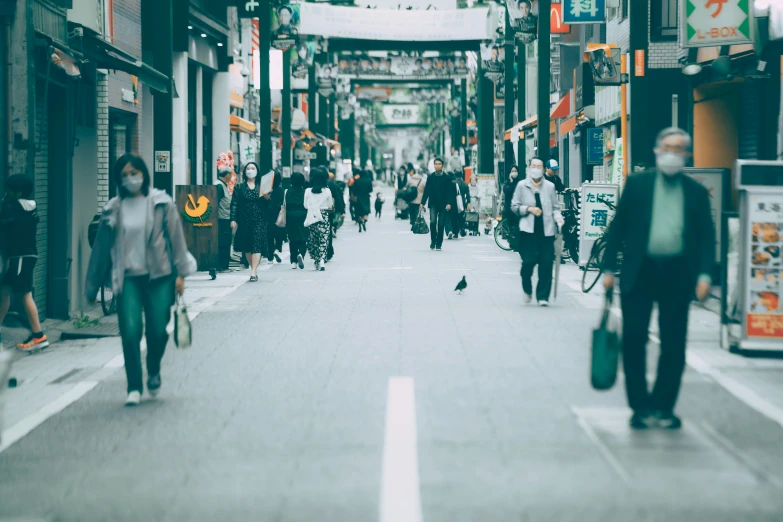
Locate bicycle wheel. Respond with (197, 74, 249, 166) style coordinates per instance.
(101, 284, 117, 316)
(494, 220, 513, 251)
(581, 241, 606, 293)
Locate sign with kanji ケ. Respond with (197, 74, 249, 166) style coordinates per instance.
(681, 0, 753, 48)
(563, 0, 606, 24)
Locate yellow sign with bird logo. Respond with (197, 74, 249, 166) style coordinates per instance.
(181, 194, 213, 227)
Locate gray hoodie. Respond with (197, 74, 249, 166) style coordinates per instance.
(85, 189, 197, 300)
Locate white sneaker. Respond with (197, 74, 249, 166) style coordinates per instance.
(523, 293, 533, 304)
(315, 261, 321, 271)
(125, 391, 141, 406)
(291, 264, 298, 270)
(539, 300, 549, 307)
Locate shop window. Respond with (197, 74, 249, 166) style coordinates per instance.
(651, 0, 678, 42)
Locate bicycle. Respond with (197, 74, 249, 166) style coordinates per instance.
(560, 188, 580, 262)
(581, 197, 622, 293)
(494, 216, 516, 251)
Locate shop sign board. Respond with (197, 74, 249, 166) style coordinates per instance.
(563, 0, 606, 24)
(376, 104, 429, 126)
(681, 0, 753, 48)
(685, 168, 728, 264)
(594, 85, 621, 126)
(176, 185, 218, 271)
(578, 183, 619, 267)
(155, 151, 170, 173)
(586, 128, 603, 165)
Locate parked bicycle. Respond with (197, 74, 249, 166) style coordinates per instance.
(560, 188, 580, 262)
(581, 197, 622, 293)
(88, 213, 117, 316)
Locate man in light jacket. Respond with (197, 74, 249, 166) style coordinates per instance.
(511, 157, 563, 306)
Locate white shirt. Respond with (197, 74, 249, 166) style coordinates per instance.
(120, 195, 149, 276)
(304, 188, 334, 210)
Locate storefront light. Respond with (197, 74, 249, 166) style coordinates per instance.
(201, 33, 207, 38)
(682, 63, 703, 76)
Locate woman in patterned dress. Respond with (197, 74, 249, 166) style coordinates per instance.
(231, 162, 269, 282)
(305, 167, 334, 271)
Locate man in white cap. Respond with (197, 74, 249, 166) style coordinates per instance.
(545, 159, 565, 193)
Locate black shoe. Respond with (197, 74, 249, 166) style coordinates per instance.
(435, 246, 442, 251)
(208, 269, 216, 280)
(448, 233, 454, 240)
(297, 254, 305, 270)
(630, 411, 654, 430)
(274, 253, 282, 263)
(654, 411, 682, 430)
(147, 374, 161, 397)
(430, 243, 436, 250)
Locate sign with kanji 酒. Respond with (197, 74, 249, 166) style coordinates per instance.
(563, 0, 606, 24)
(578, 182, 619, 267)
(681, 0, 753, 48)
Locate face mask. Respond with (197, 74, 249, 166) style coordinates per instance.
(529, 168, 544, 180)
(656, 153, 685, 176)
(510, 171, 518, 179)
(246, 169, 258, 179)
(122, 176, 144, 194)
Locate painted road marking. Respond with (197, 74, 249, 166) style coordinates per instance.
(0, 274, 249, 455)
(379, 377, 422, 522)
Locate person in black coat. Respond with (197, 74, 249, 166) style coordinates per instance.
(420, 158, 458, 250)
(265, 171, 284, 264)
(353, 169, 373, 232)
(502, 164, 522, 249)
(602, 128, 715, 430)
(285, 172, 308, 270)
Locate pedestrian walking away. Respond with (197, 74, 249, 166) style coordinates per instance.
(353, 169, 373, 232)
(85, 154, 196, 406)
(214, 151, 235, 273)
(511, 157, 564, 306)
(285, 172, 308, 270)
(602, 128, 715, 431)
(305, 168, 335, 271)
(265, 170, 284, 264)
(421, 157, 458, 251)
(231, 162, 271, 282)
(375, 192, 385, 218)
(405, 164, 425, 230)
(0, 174, 48, 353)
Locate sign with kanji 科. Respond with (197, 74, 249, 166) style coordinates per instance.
(563, 0, 606, 24)
(578, 183, 619, 267)
(681, 0, 753, 48)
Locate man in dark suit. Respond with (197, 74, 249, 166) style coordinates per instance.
(602, 128, 715, 431)
(420, 158, 457, 251)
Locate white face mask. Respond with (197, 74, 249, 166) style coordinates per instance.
(528, 168, 544, 181)
(246, 169, 258, 179)
(510, 171, 518, 179)
(656, 153, 685, 176)
(122, 176, 144, 194)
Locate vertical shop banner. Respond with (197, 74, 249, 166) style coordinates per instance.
(578, 183, 619, 267)
(681, 0, 753, 48)
(480, 42, 504, 83)
(563, 0, 606, 24)
(745, 194, 783, 339)
(586, 127, 603, 165)
(271, 4, 300, 50)
(356, 0, 456, 8)
(508, 0, 538, 43)
(610, 140, 623, 186)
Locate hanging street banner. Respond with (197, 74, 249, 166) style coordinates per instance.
(375, 104, 429, 126)
(271, 4, 300, 50)
(338, 55, 469, 80)
(356, 0, 456, 9)
(291, 40, 316, 79)
(356, 86, 451, 103)
(479, 42, 504, 83)
(299, 3, 492, 41)
(316, 63, 337, 96)
(563, 0, 606, 24)
(507, 0, 538, 44)
(681, 0, 753, 48)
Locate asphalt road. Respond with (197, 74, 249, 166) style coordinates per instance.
(2, 187, 783, 521)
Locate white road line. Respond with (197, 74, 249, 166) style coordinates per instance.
(379, 377, 422, 522)
(0, 381, 98, 453)
(575, 416, 631, 483)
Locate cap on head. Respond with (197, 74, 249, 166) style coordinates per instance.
(546, 159, 559, 171)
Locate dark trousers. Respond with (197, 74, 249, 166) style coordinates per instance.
(621, 257, 691, 414)
(518, 232, 555, 301)
(117, 275, 175, 393)
(289, 240, 306, 263)
(376, 209, 382, 218)
(449, 209, 464, 236)
(267, 224, 283, 261)
(326, 210, 335, 260)
(218, 219, 232, 270)
(429, 208, 447, 247)
(409, 203, 420, 227)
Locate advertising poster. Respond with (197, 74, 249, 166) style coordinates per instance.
(578, 183, 618, 267)
(316, 62, 337, 96)
(507, 0, 538, 44)
(479, 42, 504, 83)
(291, 39, 316, 79)
(271, 4, 300, 51)
(745, 194, 783, 339)
(475, 174, 496, 217)
(337, 55, 468, 80)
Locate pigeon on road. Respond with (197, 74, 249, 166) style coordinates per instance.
(454, 276, 467, 294)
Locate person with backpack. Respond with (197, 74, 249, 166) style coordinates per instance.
(404, 164, 425, 230)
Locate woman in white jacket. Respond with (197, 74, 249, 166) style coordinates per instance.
(305, 167, 334, 271)
(406, 165, 426, 229)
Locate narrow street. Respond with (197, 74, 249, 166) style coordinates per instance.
(2, 188, 783, 521)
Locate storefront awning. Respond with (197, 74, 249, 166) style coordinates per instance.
(71, 24, 170, 93)
(230, 114, 257, 135)
(504, 93, 571, 141)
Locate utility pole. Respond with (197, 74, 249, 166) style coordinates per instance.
(477, 64, 494, 176)
(258, 5, 272, 172)
(629, 0, 649, 170)
(537, 0, 550, 167)
(460, 78, 468, 167)
(517, 42, 526, 168)
(503, 8, 515, 182)
(282, 50, 291, 175)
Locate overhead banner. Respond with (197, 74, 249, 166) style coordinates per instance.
(680, 0, 753, 48)
(299, 3, 492, 41)
(376, 104, 429, 126)
(338, 55, 469, 80)
(356, 0, 456, 8)
(356, 86, 451, 103)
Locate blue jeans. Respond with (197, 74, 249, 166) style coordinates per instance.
(117, 275, 175, 393)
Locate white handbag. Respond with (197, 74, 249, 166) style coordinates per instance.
(173, 295, 192, 349)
